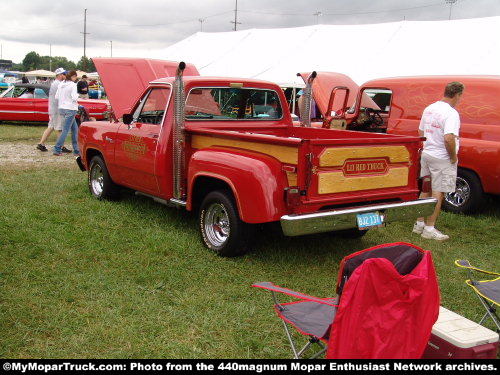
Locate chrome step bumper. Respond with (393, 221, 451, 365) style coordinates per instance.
(280, 198, 437, 236)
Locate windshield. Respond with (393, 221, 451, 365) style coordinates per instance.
(185, 87, 283, 121)
(0, 86, 14, 97)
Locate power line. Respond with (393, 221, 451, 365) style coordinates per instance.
(90, 11, 232, 28)
(1, 20, 81, 32)
(239, 1, 451, 17)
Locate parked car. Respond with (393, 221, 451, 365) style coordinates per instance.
(0, 83, 109, 123)
(301, 73, 500, 214)
(76, 58, 435, 257)
(0, 72, 15, 92)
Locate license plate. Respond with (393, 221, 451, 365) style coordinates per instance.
(356, 212, 384, 229)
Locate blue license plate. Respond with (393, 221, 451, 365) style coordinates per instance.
(356, 212, 384, 229)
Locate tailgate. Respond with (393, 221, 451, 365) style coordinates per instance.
(301, 137, 421, 205)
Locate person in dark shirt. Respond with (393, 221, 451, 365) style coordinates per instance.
(76, 75, 89, 99)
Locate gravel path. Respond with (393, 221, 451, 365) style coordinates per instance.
(0, 142, 76, 168)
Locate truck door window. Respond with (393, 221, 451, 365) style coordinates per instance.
(364, 89, 392, 113)
(185, 87, 283, 120)
(134, 87, 170, 125)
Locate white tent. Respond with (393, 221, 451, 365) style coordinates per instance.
(156, 16, 500, 86)
(24, 69, 55, 78)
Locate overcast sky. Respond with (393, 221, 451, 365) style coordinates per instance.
(1, 0, 499, 65)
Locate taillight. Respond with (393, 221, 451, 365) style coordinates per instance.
(284, 187, 301, 210)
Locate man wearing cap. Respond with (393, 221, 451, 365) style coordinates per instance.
(77, 75, 89, 99)
(36, 68, 71, 153)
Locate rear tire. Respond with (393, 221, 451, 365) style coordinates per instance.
(444, 169, 486, 214)
(88, 155, 119, 200)
(199, 190, 252, 257)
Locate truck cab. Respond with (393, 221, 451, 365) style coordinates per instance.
(78, 59, 436, 256)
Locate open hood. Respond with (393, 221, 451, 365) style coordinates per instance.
(299, 72, 379, 118)
(93, 58, 199, 119)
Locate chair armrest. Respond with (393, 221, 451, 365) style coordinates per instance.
(252, 282, 337, 307)
(455, 260, 500, 276)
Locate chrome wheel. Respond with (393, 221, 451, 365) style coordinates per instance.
(204, 203, 230, 247)
(445, 176, 470, 208)
(90, 163, 104, 197)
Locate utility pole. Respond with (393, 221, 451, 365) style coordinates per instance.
(230, 0, 241, 31)
(198, 18, 205, 32)
(80, 8, 90, 71)
(49, 44, 52, 71)
(313, 11, 322, 25)
(110, 41, 113, 57)
(0, 44, 2, 59)
(445, 0, 458, 20)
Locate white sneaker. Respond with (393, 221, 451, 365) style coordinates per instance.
(421, 227, 449, 241)
(412, 222, 425, 234)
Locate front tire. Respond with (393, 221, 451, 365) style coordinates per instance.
(444, 169, 486, 214)
(88, 155, 119, 200)
(199, 190, 252, 257)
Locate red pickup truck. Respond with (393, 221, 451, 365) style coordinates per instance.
(77, 58, 435, 257)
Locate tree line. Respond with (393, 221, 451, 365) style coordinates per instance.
(12, 51, 96, 72)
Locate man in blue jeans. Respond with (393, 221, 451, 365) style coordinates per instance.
(53, 70, 80, 156)
(54, 109, 80, 155)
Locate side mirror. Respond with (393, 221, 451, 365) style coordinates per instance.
(123, 113, 133, 125)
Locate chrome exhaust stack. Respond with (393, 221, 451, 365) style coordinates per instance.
(173, 61, 186, 200)
(297, 71, 317, 127)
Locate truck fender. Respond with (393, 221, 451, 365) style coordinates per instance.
(187, 148, 288, 223)
(458, 138, 500, 195)
(82, 143, 104, 169)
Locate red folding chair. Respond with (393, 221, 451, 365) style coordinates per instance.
(253, 242, 440, 359)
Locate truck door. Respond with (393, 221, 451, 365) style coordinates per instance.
(113, 87, 171, 195)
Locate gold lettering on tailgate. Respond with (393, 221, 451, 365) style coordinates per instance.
(191, 135, 298, 164)
(318, 167, 409, 194)
(319, 146, 409, 167)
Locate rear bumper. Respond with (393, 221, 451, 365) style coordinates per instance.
(280, 198, 437, 236)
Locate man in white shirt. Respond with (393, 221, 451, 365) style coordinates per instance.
(413, 82, 465, 241)
(36, 68, 70, 152)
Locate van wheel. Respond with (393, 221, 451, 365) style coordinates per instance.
(199, 190, 252, 257)
(88, 155, 119, 200)
(444, 169, 486, 214)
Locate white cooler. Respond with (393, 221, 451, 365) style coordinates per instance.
(422, 306, 499, 359)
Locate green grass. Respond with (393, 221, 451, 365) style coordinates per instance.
(0, 123, 49, 143)
(0, 124, 499, 358)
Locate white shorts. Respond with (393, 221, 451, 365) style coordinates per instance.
(48, 111, 62, 131)
(420, 152, 457, 193)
